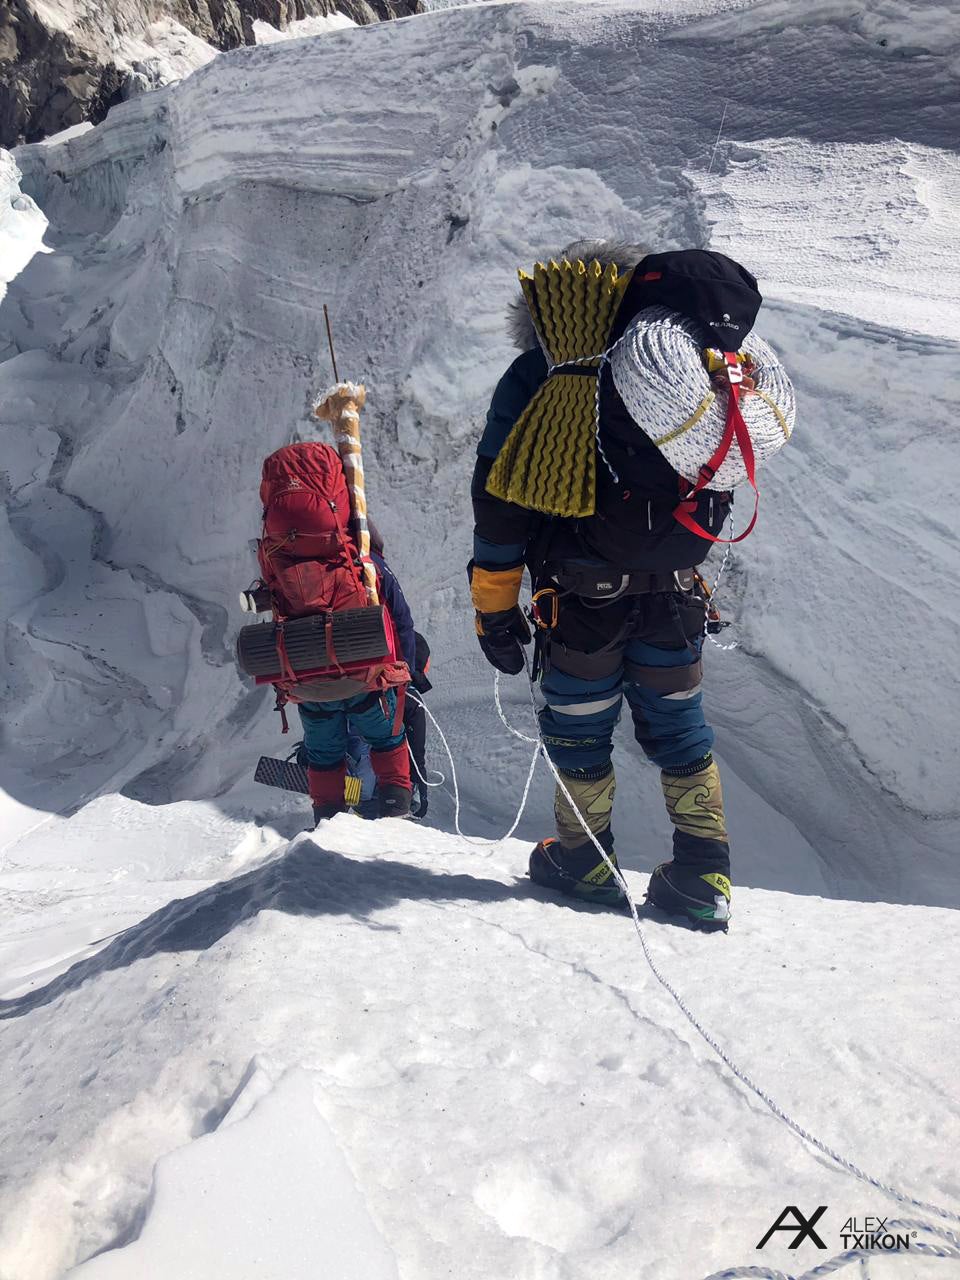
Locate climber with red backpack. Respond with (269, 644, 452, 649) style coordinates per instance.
(238, 381, 414, 824)
(470, 245, 795, 929)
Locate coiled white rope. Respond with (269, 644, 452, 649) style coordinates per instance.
(610, 308, 796, 490)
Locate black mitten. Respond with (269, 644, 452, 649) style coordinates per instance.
(476, 607, 531, 676)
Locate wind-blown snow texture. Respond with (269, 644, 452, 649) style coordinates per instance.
(1, 1, 959, 1277)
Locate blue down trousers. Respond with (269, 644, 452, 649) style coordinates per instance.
(537, 588, 714, 776)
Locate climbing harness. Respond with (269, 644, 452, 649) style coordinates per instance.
(528, 586, 560, 680)
(694, 570, 728, 634)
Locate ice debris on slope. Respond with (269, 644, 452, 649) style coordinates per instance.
(253, 13, 357, 44)
(118, 19, 220, 99)
(0, 151, 49, 306)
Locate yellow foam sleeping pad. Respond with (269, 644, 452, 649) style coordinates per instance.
(485, 258, 633, 518)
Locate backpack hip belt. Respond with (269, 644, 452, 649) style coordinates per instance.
(543, 563, 697, 602)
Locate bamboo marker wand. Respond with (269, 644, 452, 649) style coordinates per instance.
(323, 304, 339, 383)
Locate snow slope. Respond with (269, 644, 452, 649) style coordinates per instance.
(3, 811, 960, 1280)
(1, 0, 959, 1276)
(70, 1066, 400, 1280)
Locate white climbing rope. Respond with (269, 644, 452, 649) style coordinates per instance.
(405, 738, 445, 790)
(406, 691, 539, 845)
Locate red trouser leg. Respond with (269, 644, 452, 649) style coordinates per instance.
(307, 762, 346, 807)
(369, 743, 412, 791)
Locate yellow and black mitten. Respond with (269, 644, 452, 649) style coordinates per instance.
(469, 562, 530, 675)
(485, 258, 633, 518)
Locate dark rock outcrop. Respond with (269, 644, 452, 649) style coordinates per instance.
(1, 0, 423, 148)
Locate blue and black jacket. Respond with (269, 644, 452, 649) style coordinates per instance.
(374, 551, 416, 674)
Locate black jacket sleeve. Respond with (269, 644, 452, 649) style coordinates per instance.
(472, 348, 549, 568)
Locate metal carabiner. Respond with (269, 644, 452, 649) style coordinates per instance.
(530, 587, 560, 631)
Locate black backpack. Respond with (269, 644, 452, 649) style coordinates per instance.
(610, 249, 763, 347)
(567, 249, 764, 570)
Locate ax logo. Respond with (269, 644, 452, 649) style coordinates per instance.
(757, 1206, 828, 1250)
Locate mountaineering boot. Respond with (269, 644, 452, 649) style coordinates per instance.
(377, 784, 412, 819)
(528, 831, 624, 906)
(370, 743, 413, 819)
(308, 762, 347, 826)
(646, 756, 731, 931)
(528, 765, 623, 905)
(646, 858, 730, 931)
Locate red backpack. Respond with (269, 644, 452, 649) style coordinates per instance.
(243, 442, 408, 707)
(259, 442, 366, 619)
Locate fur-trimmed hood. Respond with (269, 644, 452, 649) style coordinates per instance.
(506, 239, 651, 350)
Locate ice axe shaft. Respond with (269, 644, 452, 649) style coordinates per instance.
(323, 304, 339, 383)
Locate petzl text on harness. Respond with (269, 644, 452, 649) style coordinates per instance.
(485, 259, 633, 518)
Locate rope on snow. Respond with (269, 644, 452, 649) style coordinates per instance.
(405, 671, 960, 1273)
(488, 667, 960, 1274)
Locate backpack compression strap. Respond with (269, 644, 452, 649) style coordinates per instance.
(672, 351, 759, 545)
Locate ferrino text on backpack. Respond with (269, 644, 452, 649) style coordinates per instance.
(484, 248, 796, 549)
(235, 440, 409, 730)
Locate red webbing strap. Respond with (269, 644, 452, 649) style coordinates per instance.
(328, 499, 367, 598)
(324, 613, 345, 673)
(274, 619, 298, 684)
(673, 352, 759, 545)
(392, 684, 407, 736)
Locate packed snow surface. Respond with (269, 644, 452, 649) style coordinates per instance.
(1, 0, 959, 1276)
